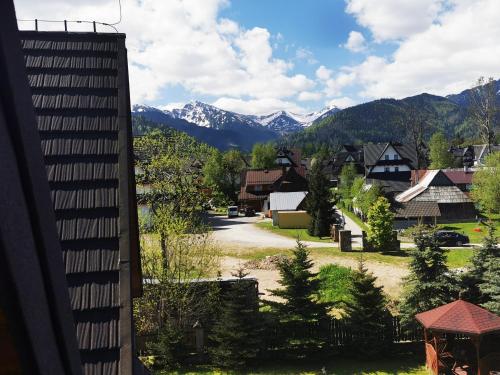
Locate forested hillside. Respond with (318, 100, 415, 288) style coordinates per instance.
(285, 93, 471, 155)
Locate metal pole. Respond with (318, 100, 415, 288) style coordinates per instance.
(35, 19, 38, 31)
(93, 21, 96, 32)
(64, 20, 67, 32)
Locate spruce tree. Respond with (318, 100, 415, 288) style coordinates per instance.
(400, 232, 458, 328)
(270, 240, 329, 353)
(366, 197, 394, 251)
(306, 157, 334, 237)
(346, 259, 392, 358)
(461, 225, 499, 304)
(210, 268, 262, 369)
(480, 258, 500, 314)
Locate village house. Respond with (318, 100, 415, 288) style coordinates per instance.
(239, 166, 308, 212)
(324, 144, 364, 186)
(364, 142, 418, 198)
(393, 170, 477, 228)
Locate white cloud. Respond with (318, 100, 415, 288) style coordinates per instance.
(316, 65, 332, 81)
(326, 97, 357, 109)
(297, 91, 323, 102)
(295, 47, 318, 64)
(346, 0, 446, 42)
(342, 0, 500, 99)
(213, 97, 305, 116)
(324, 71, 357, 97)
(342, 31, 367, 52)
(13, 0, 315, 109)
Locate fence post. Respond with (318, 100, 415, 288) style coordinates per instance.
(339, 230, 351, 252)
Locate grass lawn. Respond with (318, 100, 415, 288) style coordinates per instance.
(161, 356, 426, 375)
(318, 264, 353, 305)
(255, 220, 332, 243)
(438, 219, 499, 243)
(223, 244, 473, 269)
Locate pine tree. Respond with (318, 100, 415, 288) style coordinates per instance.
(346, 258, 392, 358)
(270, 240, 329, 353)
(400, 233, 458, 328)
(366, 197, 394, 251)
(210, 268, 262, 369)
(271, 240, 327, 319)
(306, 157, 334, 237)
(461, 225, 499, 304)
(480, 258, 500, 314)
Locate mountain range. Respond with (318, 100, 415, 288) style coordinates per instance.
(132, 79, 499, 152)
(132, 101, 340, 150)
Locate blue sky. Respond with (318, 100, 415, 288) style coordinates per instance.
(15, 0, 500, 115)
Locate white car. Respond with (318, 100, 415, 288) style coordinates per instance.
(227, 206, 239, 218)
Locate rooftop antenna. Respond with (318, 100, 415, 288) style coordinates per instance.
(17, 0, 122, 33)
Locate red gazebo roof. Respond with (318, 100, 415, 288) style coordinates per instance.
(415, 300, 500, 336)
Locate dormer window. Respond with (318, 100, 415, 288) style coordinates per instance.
(393, 154, 399, 160)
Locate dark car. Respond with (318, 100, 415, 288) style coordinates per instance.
(244, 207, 255, 217)
(435, 230, 470, 247)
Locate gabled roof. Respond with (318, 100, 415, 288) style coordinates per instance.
(442, 169, 474, 185)
(269, 191, 308, 211)
(396, 170, 471, 203)
(393, 201, 441, 218)
(21, 30, 141, 375)
(364, 142, 417, 168)
(245, 168, 283, 185)
(416, 300, 500, 335)
(0, 3, 82, 373)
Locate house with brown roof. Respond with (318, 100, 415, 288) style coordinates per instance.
(238, 166, 308, 212)
(393, 170, 477, 228)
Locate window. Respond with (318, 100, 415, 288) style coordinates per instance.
(254, 185, 262, 191)
(393, 154, 399, 160)
(395, 167, 399, 172)
(385, 155, 389, 160)
(384, 167, 390, 172)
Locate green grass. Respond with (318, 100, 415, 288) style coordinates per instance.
(446, 248, 474, 268)
(160, 356, 426, 374)
(255, 221, 332, 243)
(437, 219, 499, 244)
(318, 264, 353, 305)
(222, 244, 473, 269)
(340, 210, 368, 231)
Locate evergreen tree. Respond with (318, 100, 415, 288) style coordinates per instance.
(210, 268, 262, 369)
(306, 158, 334, 237)
(271, 241, 328, 319)
(461, 225, 499, 304)
(339, 164, 358, 209)
(346, 259, 392, 358)
(400, 232, 458, 328)
(366, 197, 394, 251)
(480, 257, 500, 314)
(429, 132, 454, 169)
(270, 241, 329, 353)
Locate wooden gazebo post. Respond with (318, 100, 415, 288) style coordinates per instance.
(471, 335, 482, 375)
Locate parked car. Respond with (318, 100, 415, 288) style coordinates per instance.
(227, 206, 239, 218)
(435, 230, 470, 247)
(244, 207, 255, 217)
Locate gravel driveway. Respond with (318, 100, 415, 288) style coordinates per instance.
(209, 214, 333, 249)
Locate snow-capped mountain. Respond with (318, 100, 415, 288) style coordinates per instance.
(131, 101, 343, 149)
(166, 101, 260, 130)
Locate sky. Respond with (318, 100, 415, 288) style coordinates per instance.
(14, 0, 500, 115)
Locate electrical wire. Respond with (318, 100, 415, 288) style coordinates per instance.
(16, 0, 122, 32)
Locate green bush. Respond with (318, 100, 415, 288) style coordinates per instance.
(318, 264, 353, 305)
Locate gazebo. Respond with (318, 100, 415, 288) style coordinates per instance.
(416, 300, 500, 375)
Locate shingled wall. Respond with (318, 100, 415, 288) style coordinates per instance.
(20, 31, 141, 375)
